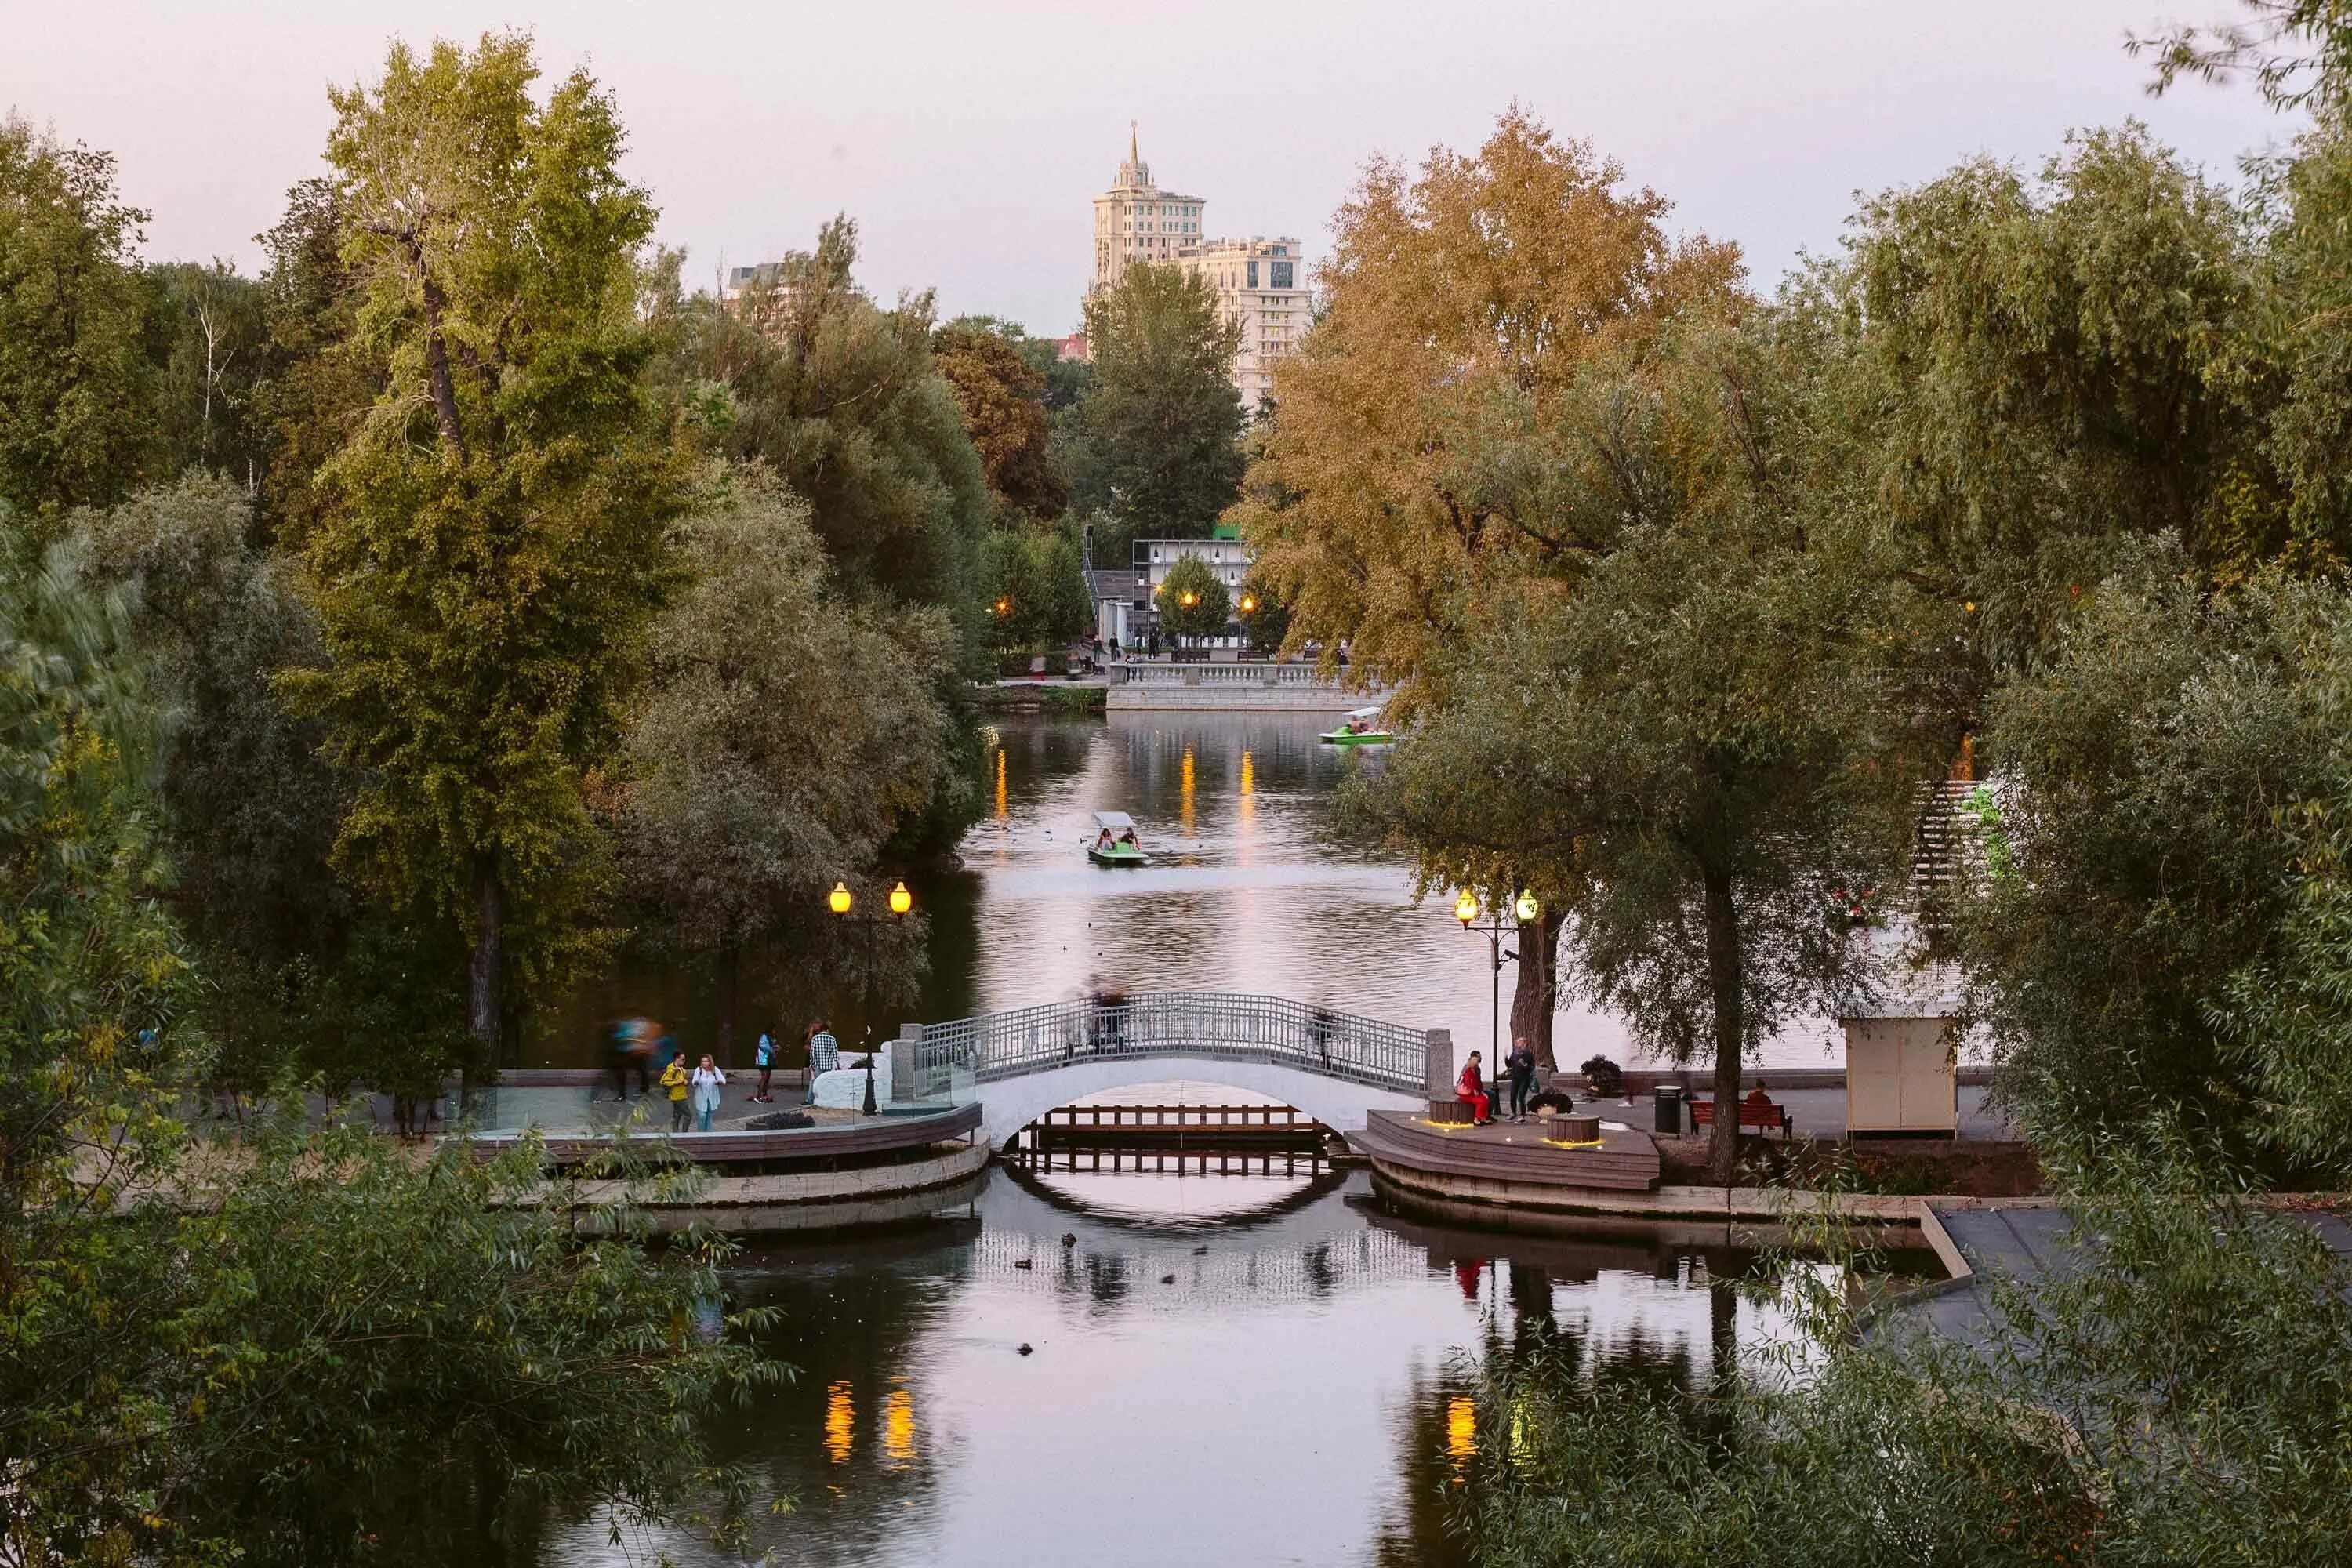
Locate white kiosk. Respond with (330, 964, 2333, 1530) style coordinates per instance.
(1840, 1005, 1958, 1138)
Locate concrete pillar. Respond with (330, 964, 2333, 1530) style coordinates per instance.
(894, 1023, 924, 1105)
(1423, 1028, 1452, 1102)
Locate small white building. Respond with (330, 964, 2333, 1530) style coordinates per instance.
(1839, 1001, 1959, 1138)
(1130, 532, 1255, 645)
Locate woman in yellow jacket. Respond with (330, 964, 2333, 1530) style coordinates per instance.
(661, 1055, 691, 1131)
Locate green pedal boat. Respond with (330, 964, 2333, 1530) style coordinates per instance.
(1087, 811, 1151, 866)
(1319, 706, 1395, 746)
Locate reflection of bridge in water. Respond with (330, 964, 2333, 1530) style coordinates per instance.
(891, 990, 1444, 1145)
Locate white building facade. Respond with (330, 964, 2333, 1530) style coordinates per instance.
(1093, 127, 1204, 295)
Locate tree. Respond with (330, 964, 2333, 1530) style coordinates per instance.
(250, 177, 374, 550)
(1236, 567, 1290, 655)
(1069, 261, 1244, 550)
(1959, 557, 2347, 1174)
(681, 218, 992, 622)
(285, 34, 690, 1055)
(0, 118, 162, 523)
(1230, 108, 1742, 696)
(932, 318, 1067, 517)
(1156, 551, 1231, 644)
(146, 260, 270, 483)
(984, 521, 1092, 651)
(618, 469, 951, 1062)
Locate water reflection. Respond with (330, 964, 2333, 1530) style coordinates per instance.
(530, 712, 1850, 1076)
(538, 1167, 1926, 1568)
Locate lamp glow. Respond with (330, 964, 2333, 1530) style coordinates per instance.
(828, 881, 853, 916)
(1239, 594, 1257, 614)
(1513, 890, 1541, 923)
(888, 880, 913, 916)
(1454, 889, 1479, 927)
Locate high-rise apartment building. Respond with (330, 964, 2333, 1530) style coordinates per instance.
(1087, 129, 1307, 408)
(1092, 125, 1203, 294)
(1177, 238, 1305, 411)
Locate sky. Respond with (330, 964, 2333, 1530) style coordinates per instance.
(1, 1, 2296, 336)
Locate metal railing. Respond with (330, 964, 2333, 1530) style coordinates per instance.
(903, 991, 1429, 1101)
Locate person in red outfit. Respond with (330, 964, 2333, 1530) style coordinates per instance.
(1457, 1051, 1492, 1125)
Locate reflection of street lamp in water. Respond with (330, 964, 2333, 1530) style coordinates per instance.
(828, 879, 915, 1115)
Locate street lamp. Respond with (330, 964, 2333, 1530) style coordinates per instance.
(826, 877, 914, 1115)
(1456, 886, 1538, 1069)
(1239, 593, 1258, 615)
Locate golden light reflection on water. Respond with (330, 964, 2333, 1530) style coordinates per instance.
(824, 1379, 855, 1464)
(1180, 745, 1196, 838)
(1445, 1394, 1477, 1484)
(994, 747, 1008, 822)
(883, 1387, 917, 1468)
(1238, 749, 1254, 838)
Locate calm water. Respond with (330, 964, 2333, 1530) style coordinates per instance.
(541, 1165, 1897, 1568)
(534, 711, 1849, 1073)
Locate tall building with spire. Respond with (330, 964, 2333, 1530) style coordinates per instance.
(1091, 125, 1203, 294)
(1087, 127, 1305, 408)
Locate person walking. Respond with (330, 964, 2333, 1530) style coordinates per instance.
(691, 1054, 727, 1131)
(661, 1053, 691, 1131)
(1506, 1037, 1537, 1121)
(803, 1018, 838, 1105)
(751, 1029, 777, 1102)
(1457, 1051, 1493, 1125)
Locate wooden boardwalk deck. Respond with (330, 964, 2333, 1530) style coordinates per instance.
(466, 1102, 982, 1167)
(1352, 1110, 1661, 1193)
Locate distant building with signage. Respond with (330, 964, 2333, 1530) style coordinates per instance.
(1123, 526, 1254, 645)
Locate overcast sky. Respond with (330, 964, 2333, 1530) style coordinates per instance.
(2, 1, 2294, 335)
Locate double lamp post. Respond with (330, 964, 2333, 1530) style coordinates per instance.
(826, 877, 913, 1116)
(1456, 887, 1541, 1076)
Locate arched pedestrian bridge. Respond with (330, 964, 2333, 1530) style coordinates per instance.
(869, 992, 1447, 1147)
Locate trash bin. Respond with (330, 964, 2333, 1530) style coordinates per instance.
(1654, 1083, 1684, 1136)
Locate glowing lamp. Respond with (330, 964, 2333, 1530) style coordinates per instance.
(828, 881, 853, 916)
(1239, 594, 1258, 614)
(1513, 890, 1541, 923)
(1180, 590, 1198, 608)
(1454, 889, 1479, 927)
(888, 880, 913, 916)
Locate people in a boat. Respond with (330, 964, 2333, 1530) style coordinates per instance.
(1117, 828, 1138, 848)
(1096, 827, 1114, 851)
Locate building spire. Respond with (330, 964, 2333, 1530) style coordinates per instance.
(1131, 120, 1138, 165)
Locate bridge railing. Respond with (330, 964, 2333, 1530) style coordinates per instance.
(900, 991, 1431, 1102)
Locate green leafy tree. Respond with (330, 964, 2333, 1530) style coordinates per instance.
(250, 178, 375, 550)
(1070, 261, 1244, 550)
(285, 34, 690, 1055)
(681, 217, 991, 621)
(619, 469, 949, 1062)
(985, 521, 1092, 650)
(0, 118, 162, 522)
(1236, 567, 1289, 655)
(1156, 551, 1231, 644)
(145, 260, 270, 482)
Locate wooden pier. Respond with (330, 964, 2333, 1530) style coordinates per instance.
(1025, 1103, 1329, 1153)
(1352, 1109, 1662, 1194)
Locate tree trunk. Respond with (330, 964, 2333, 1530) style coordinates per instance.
(468, 859, 502, 1052)
(714, 943, 739, 1068)
(1509, 908, 1564, 1073)
(1700, 864, 1745, 1186)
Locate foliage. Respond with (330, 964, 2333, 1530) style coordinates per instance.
(144, 260, 271, 483)
(1461, 1141, 2352, 1566)
(679, 217, 991, 627)
(1069, 260, 1244, 550)
(984, 519, 1091, 649)
(932, 318, 1068, 517)
(0, 118, 162, 523)
(1156, 551, 1231, 641)
(60, 474, 347, 968)
(617, 468, 948, 1057)
(1822, 125, 2276, 660)
(1232, 107, 1743, 695)
(1236, 566, 1289, 654)
(250, 177, 375, 550)
(1958, 559, 2345, 1175)
(285, 33, 691, 1049)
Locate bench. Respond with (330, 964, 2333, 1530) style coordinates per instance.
(1688, 1097, 1794, 1139)
(1425, 1098, 1475, 1126)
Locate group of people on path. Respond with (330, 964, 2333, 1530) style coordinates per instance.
(1454, 1037, 1541, 1126)
(607, 1014, 840, 1131)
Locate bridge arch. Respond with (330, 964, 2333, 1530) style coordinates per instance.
(891, 992, 1446, 1149)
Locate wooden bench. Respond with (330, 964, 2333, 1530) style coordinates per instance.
(1425, 1098, 1475, 1125)
(1688, 1097, 1794, 1139)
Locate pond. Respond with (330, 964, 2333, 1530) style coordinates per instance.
(539, 1162, 1927, 1568)
(532, 711, 1852, 1075)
